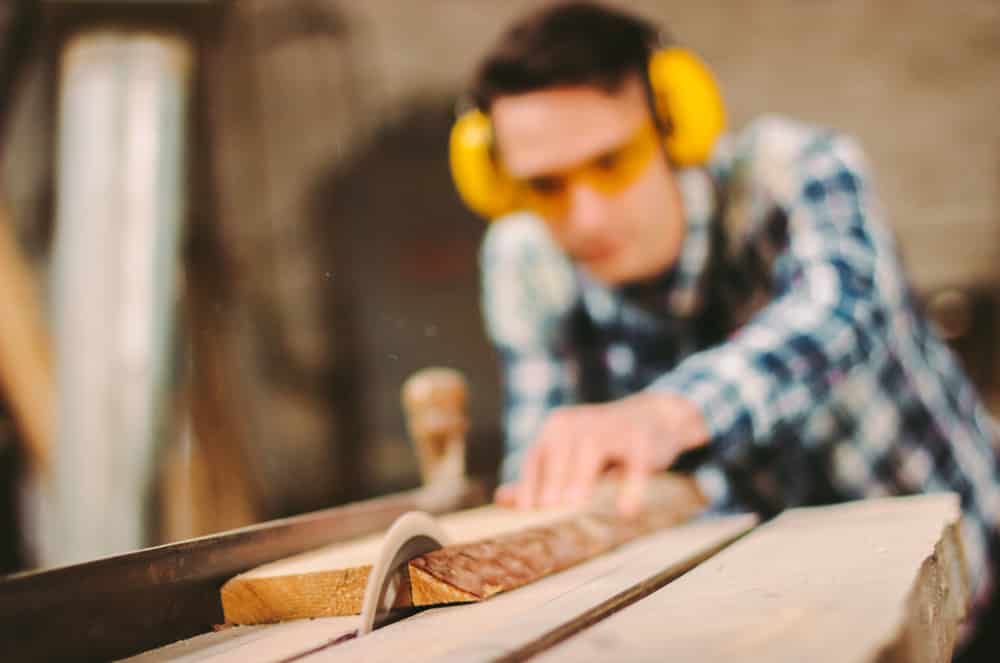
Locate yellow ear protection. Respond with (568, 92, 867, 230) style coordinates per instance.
(448, 47, 726, 220)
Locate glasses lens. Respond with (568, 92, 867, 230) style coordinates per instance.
(512, 122, 659, 219)
(520, 174, 568, 218)
(583, 123, 658, 194)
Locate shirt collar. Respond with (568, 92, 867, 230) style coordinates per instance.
(666, 167, 717, 316)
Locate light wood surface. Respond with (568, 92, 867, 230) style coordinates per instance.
(120, 616, 359, 663)
(534, 493, 968, 663)
(220, 474, 705, 624)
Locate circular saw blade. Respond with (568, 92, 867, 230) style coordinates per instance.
(358, 511, 450, 635)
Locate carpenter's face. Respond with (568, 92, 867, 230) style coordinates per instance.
(492, 75, 685, 285)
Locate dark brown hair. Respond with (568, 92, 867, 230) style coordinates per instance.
(471, 2, 662, 111)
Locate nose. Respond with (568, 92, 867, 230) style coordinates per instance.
(565, 180, 610, 238)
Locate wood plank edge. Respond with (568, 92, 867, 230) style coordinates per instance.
(409, 565, 481, 605)
(875, 518, 970, 663)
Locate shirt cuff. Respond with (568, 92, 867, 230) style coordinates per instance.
(645, 359, 756, 464)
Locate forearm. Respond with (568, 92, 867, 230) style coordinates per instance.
(650, 284, 883, 454)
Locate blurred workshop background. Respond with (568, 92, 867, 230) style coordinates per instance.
(0, 0, 997, 572)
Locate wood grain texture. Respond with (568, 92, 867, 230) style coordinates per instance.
(534, 493, 969, 663)
(220, 474, 706, 624)
(408, 506, 701, 606)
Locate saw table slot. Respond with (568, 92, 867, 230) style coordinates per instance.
(119, 617, 358, 663)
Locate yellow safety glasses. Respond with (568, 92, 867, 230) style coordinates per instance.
(510, 120, 661, 219)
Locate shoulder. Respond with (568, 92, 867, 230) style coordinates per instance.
(479, 212, 578, 348)
(481, 212, 561, 262)
(710, 114, 872, 202)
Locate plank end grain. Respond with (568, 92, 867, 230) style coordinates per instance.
(409, 565, 481, 605)
(221, 565, 373, 624)
(876, 513, 969, 663)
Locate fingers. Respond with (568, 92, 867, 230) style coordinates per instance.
(505, 395, 702, 515)
(566, 437, 605, 507)
(494, 483, 516, 506)
(539, 436, 575, 507)
(520, 409, 573, 509)
(516, 444, 544, 510)
(617, 438, 652, 517)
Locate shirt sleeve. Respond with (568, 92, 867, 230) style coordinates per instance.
(649, 125, 899, 465)
(479, 214, 580, 482)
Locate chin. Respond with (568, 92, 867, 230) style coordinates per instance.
(585, 258, 637, 286)
(589, 253, 675, 286)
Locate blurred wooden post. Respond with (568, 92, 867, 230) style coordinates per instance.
(36, 0, 223, 565)
(0, 202, 52, 477)
(401, 367, 468, 489)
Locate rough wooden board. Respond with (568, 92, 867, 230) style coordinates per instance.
(534, 493, 969, 663)
(221, 474, 705, 624)
(302, 515, 756, 663)
(408, 505, 702, 605)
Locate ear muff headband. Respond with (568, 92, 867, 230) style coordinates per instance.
(449, 47, 726, 220)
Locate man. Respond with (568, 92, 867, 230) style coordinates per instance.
(456, 0, 1000, 650)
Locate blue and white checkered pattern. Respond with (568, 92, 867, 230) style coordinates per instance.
(480, 115, 1000, 613)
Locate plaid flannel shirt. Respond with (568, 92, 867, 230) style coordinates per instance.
(480, 115, 1000, 611)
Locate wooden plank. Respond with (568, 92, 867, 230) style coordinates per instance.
(535, 493, 969, 663)
(408, 506, 705, 606)
(304, 515, 756, 663)
(220, 475, 706, 624)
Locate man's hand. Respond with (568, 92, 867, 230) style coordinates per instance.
(494, 392, 709, 516)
